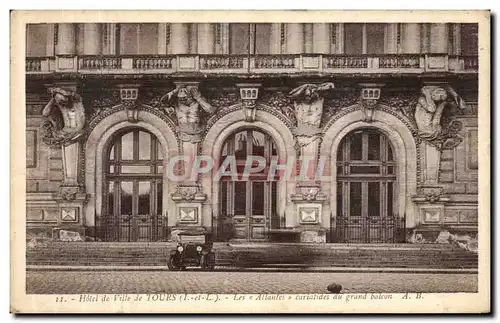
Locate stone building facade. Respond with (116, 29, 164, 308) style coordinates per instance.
(25, 23, 479, 243)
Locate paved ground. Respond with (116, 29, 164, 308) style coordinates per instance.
(26, 271, 478, 294)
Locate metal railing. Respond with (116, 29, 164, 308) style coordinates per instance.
(95, 215, 168, 242)
(331, 214, 406, 243)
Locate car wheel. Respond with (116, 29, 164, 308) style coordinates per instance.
(167, 256, 180, 271)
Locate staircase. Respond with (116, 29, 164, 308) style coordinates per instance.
(26, 242, 478, 269)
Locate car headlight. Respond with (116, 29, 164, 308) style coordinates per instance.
(196, 246, 202, 252)
(177, 246, 184, 252)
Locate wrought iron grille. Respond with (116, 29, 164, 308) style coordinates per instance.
(95, 215, 168, 242)
(332, 214, 406, 243)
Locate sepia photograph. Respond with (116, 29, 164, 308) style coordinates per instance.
(10, 10, 490, 313)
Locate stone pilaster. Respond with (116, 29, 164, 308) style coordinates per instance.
(56, 23, 76, 55)
(197, 23, 215, 54)
(289, 82, 335, 242)
(102, 23, 117, 55)
(82, 23, 101, 55)
(304, 23, 314, 53)
(410, 81, 466, 233)
(162, 81, 215, 231)
(430, 23, 449, 53)
(313, 23, 330, 54)
(158, 23, 168, 54)
(285, 23, 304, 54)
(170, 23, 190, 54)
(43, 81, 88, 233)
(269, 23, 282, 54)
(385, 23, 398, 54)
(402, 23, 421, 54)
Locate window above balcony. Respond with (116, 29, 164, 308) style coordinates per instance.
(26, 22, 479, 58)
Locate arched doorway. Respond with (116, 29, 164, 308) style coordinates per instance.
(218, 129, 280, 241)
(335, 128, 405, 243)
(99, 128, 166, 242)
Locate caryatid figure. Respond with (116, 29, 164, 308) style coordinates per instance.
(161, 84, 216, 143)
(41, 87, 86, 147)
(289, 82, 335, 147)
(415, 85, 467, 140)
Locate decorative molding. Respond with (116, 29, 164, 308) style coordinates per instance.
(297, 205, 321, 224)
(119, 87, 140, 123)
(322, 91, 359, 124)
(237, 84, 262, 122)
(88, 90, 121, 120)
(291, 182, 326, 203)
(179, 206, 198, 223)
(171, 183, 207, 202)
(321, 104, 360, 134)
(61, 207, 78, 222)
(412, 185, 450, 204)
(259, 91, 296, 124)
(57, 184, 87, 201)
(358, 84, 384, 123)
(206, 91, 240, 109)
(202, 102, 297, 143)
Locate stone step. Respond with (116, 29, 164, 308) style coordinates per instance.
(26, 241, 477, 269)
(28, 241, 457, 249)
(27, 249, 476, 258)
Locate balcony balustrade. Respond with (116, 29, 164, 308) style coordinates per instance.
(26, 57, 55, 73)
(253, 55, 297, 69)
(462, 56, 479, 70)
(200, 55, 244, 70)
(378, 54, 422, 69)
(79, 56, 121, 70)
(132, 56, 174, 70)
(25, 54, 478, 76)
(323, 55, 368, 69)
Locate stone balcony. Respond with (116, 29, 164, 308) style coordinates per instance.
(25, 54, 479, 77)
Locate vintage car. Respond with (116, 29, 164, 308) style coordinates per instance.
(167, 230, 215, 271)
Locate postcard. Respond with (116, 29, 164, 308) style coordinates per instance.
(10, 10, 490, 314)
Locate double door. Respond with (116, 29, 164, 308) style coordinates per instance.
(220, 180, 278, 241)
(104, 179, 165, 242)
(334, 128, 401, 243)
(102, 129, 166, 242)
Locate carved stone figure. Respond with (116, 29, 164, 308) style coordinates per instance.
(161, 84, 216, 143)
(289, 83, 335, 146)
(415, 85, 467, 141)
(41, 87, 86, 147)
